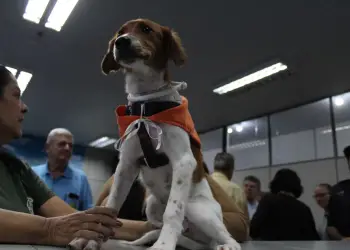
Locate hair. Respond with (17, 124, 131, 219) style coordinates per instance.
(0, 65, 13, 97)
(46, 128, 73, 144)
(269, 168, 303, 198)
(213, 152, 235, 172)
(244, 175, 261, 191)
(317, 183, 332, 193)
(344, 145, 350, 160)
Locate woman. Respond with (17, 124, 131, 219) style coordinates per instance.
(0, 65, 120, 246)
(96, 162, 250, 242)
(250, 168, 319, 241)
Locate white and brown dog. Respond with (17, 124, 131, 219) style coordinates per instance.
(69, 19, 241, 250)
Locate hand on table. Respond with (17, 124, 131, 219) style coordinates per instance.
(44, 206, 122, 246)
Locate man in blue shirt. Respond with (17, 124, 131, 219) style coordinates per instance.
(32, 128, 93, 211)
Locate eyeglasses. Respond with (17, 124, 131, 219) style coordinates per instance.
(313, 193, 329, 198)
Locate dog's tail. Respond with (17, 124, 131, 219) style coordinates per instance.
(120, 229, 206, 250)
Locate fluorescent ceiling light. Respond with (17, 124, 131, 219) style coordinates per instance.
(321, 125, 350, 134)
(213, 62, 288, 95)
(17, 71, 33, 94)
(229, 140, 266, 150)
(89, 136, 117, 148)
(334, 97, 344, 107)
(5, 66, 17, 76)
(235, 125, 243, 133)
(227, 128, 233, 134)
(45, 0, 79, 31)
(23, 0, 50, 24)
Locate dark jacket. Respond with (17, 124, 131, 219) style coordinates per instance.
(250, 193, 320, 241)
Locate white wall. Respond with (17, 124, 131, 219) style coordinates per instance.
(227, 139, 269, 170)
(227, 123, 350, 170)
(200, 129, 223, 173)
(83, 147, 116, 203)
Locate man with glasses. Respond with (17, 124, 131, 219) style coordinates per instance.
(313, 183, 331, 239)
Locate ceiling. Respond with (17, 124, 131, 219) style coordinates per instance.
(1, 0, 350, 147)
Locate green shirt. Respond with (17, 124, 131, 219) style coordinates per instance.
(0, 150, 54, 215)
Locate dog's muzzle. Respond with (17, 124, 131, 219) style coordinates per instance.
(115, 36, 138, 61)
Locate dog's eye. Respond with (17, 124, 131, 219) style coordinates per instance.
(141, 25, 153, 34)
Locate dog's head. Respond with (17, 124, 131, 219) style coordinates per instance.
(101, 19, 187, 76)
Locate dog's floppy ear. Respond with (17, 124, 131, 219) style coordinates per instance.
(101, 36, 120, 75)
(162, 27, 187, 67)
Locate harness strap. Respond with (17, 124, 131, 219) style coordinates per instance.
(136, 122, 169, 168)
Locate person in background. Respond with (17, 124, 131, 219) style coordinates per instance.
(326, 145, 350, 240)
(313, 183, 332, 240)
(250, 168, 319, 241)
(33, 128, 93, 210)
(243, 175, 261, 219)
(0, 65, 119, 246)
(210, 152, 246, 213)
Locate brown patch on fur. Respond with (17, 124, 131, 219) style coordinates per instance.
(191, 143, 206, 183)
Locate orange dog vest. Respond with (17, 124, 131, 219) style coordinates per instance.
(115, 96, 201, 147)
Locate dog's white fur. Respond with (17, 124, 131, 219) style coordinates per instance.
(69, 33, 241, 250)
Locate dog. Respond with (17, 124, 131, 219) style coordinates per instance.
(68, 19, 241, 250)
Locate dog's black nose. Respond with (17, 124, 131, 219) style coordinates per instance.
(115, 36, 131, 50)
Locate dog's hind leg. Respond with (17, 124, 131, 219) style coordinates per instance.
(186, 197, 241, 250)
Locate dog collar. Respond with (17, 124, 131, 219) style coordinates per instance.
(126, 101, 180, 117)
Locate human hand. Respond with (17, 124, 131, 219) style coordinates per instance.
(44, 206, 122, 246)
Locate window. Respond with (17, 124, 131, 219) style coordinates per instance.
(270, 98, 334, 165)
(199, 129, 223, 173)
(332, 92, 350, 157)
(226, 117, 269, 170)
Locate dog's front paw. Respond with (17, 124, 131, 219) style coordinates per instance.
(216, 242, 241, 250)
(68, 238, 102, 250)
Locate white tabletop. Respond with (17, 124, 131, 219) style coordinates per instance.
(0, 240, 348, 250)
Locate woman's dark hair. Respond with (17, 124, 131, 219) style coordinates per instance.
(0, 65, 13, 97)
(269, 168, 303, 198)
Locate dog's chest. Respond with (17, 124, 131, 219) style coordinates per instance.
(139, 164, 173, 202)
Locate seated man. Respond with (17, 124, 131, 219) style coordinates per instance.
(0, 65, 120, 246)
(97, 164, 250, 243)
